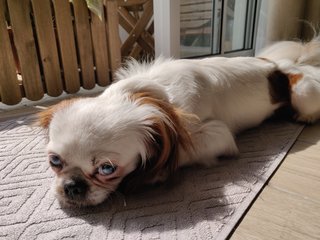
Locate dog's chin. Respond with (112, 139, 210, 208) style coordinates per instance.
(56, 195, 107, 208)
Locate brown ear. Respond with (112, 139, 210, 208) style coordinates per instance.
(119, 92, 196, 192)
(37, 98, 80, 128)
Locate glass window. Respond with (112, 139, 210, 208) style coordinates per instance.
(224, 0, 256, 52)
(180, 0, 258, 58)
(180, 0, 222, 58)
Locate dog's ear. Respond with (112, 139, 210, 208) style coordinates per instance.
(119, 92, 196, 192)
(36, 98, 80, 129)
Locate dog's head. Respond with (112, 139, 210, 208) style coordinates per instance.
(37, 89, 193, 207)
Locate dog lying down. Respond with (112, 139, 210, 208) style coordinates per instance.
(37, 37, 320, 207)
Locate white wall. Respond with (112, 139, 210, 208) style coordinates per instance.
(255, 0, 320, 54)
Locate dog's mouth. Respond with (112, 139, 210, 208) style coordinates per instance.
(56, 190, 110, 208)
(57, 196, 100, 208)
(58, 197, 88, 208)
(54, 177, 108, 207)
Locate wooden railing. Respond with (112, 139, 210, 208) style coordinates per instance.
(0, 0, 154, 105)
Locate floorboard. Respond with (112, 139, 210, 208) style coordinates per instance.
(232, 122, 320, 240)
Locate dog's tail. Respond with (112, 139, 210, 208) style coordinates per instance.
(259, 36, 320, 123)
(257, 35, 320, 67)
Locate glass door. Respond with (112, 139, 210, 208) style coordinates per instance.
(180, 0, 259, 58)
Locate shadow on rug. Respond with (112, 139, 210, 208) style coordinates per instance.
(0, 115, 304, 240)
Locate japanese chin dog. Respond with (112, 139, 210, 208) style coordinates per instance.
(37, 37, 320, 207)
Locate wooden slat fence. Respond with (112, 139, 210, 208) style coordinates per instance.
(0, 0, 154, 105)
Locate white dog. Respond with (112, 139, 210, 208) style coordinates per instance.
(38, 37, 320, 207)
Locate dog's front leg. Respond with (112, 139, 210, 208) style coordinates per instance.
(179, 120, 239, 167)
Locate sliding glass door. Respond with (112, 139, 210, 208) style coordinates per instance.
(180, 0, 259, 58)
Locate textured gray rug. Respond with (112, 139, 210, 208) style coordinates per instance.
(0, 115, 304, 240)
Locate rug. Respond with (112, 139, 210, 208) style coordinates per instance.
(0, 115, 304, 240)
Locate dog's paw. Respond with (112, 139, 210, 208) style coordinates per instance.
(220, 144, 239, 158)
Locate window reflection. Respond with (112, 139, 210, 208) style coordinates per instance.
(224, 0, 256, 52)
(180, 0, 257, 57)
(180, 0, 222, 58)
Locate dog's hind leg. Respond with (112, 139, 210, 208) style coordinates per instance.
(288, 67, 320, 123)
(179, 120, 239, 167)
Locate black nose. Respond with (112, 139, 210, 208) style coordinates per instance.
(63, 178, 88, 200)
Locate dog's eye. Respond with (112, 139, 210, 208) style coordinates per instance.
(49, 154, 63, 168)
(98, 164, 117, 176)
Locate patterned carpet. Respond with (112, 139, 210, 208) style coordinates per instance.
(0, 115, 304, 240)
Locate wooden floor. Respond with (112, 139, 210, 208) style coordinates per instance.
(231, 122, 320, 240)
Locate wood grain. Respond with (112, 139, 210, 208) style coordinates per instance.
(7, 0, 44, 101)
(118, 5, 154, 56)
(91, 9, 110, 86)
(52, 0, 81, 93)
(32, 0, 63, 97)
(0, 0, 21, 105)
(73, 0, 95, 89)
(118, 0, 149, 7)
(106, 0, 121, 75)
(232, 122, 320, 240)
(121, 0, 153, 56)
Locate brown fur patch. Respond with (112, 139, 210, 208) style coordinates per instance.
(267, 70, 301, 120)
(37, 98, 81, 128)
(267, 70, 291, 104)
(288, 73, 303, 87)
(120, 92, 196, 192)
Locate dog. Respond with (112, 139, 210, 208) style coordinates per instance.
(37, 37, 320, 207)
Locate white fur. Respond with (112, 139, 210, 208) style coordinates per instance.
(288, 65, 320, 122)
(100, 57, 282, 166)
(44, 37, 320, 206)
(258, 36, 320, 66)
(258, 37, 320, 123)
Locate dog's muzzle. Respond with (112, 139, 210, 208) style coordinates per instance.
(63, 177, 88, 200)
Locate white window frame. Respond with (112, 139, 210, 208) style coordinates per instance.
(153, 0, 261, 58)
(153, 0, 181, 58)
